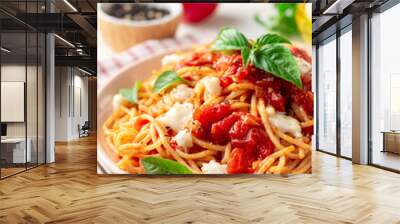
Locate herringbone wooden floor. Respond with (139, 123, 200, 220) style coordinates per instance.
(1, 135, 400, 224)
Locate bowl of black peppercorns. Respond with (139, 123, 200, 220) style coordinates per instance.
(99, 3, 182, 52)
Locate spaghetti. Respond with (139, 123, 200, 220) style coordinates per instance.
(103, 42, 313, 175)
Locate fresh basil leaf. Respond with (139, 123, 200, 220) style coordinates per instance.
(251, 45, 302, 88)
(274, 4, 299, 36)
(119, 80, 142, 103)
(242, 47, 251, 67)
(253, 33, 291, 50)
(153, 70, 183, 93)
(254, 4, 300, 38)
(211, 27, 250, 51)
(141, 157, 193, 174)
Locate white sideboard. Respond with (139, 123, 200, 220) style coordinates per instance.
(1, 138, 32, 163)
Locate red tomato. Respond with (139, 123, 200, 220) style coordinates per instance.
(213, 54, 232, 72)
(182, 3, 218, 23)
(187, 144, 206, 154)
(228, 114, 260, 139)
(194, 103, 231, 129)
(292, 91, 313, 116)
(268, 92, 287, 112)
(236, 67, 250, 81)
(208, 111, 275, 161)
(192, 125, 206, 139)
(231, 128, 257, 150)
(219, 76, 233, 88)
(223, 55, 241, 74)
(254, 75, 282, 94)
(214, 53, 253, 87)
(252, 74, 287, 112)
(290, 46, 311, 64)
(210, 112, 261, 144)
(183, 52, 216, 67)
(134, 118, 149, 131)
(255, 134, 275, 160)
(281, 73, 313, 116)
(231, 128, 274, 160)
(301, 73, 312, 91)
(213, 52, 258, 90)
(210, 112, 241, 144)
(227, 147, 253, 174)
(302, 125, 314, 136)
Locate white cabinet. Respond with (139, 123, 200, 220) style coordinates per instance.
(1, 138, 32, 163)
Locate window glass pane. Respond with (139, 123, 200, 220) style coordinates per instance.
(0, 0, 46, 179)
(317, 37, 337, 154)
(27, 31, 38, 169)
(1, 31, 27, 177)
(340, 29, 352, 158)
(371, 3, 400, 171)
(38, 33, 45, 165)
(312, 45, 317, 150)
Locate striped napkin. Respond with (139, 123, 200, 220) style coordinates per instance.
(97, 34, 200, 89)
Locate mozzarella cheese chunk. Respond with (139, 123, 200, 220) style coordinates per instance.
(157, 102, 194, 132)
(172, 129, 193, 148)
(269, 113, 302, 138)
(200, 76, 222, 97)
(169, 84, 195, 102)
(266, 105, 276, 115)
(161, 54, 183, 66)
(201, 160, 227, 174)
(112, 94, 124, 110)
(295, 57, 311, 74)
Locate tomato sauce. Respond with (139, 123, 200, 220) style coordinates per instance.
(184, 49, 313, 119)
(212, 48, 313, 130)
(195, 109, 275, 174)
(227, 147, 254, 174)
(187, 47, 313, 173)
(182, 51, 220, 67)
(291, 46, 311, 64)
(194, 103, 231, 129)
(134, 118, 149, 131)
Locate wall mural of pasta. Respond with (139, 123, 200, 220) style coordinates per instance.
(97, 3, 313, 175)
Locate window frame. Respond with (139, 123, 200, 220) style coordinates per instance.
(367, 1, 400, 173)
(315, 24, 353, 161)
(0, 1, 48, 180)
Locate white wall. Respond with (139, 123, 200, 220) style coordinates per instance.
(1, 64, 46, 164)
(54, 67, 89, 141)
(71, 73, 89, 138)
(1, 65, 25, 138)
(54, 67, 69, 141)
(1, 65, 40, 138)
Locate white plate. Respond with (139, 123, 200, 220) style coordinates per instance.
(97, 49, 180, 174)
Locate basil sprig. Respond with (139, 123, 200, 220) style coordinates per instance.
(211, 27, 250, 51)
(153, 70, 184, 93)
(252, 33, 291, 49)
(141, 157, 193, 174)
(255, 4, 300, 38)
(119, 80, 142, 103)
(251, 45, 302, 88)
(211, 27, 251, 67)
(211, 27, 302, 88)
